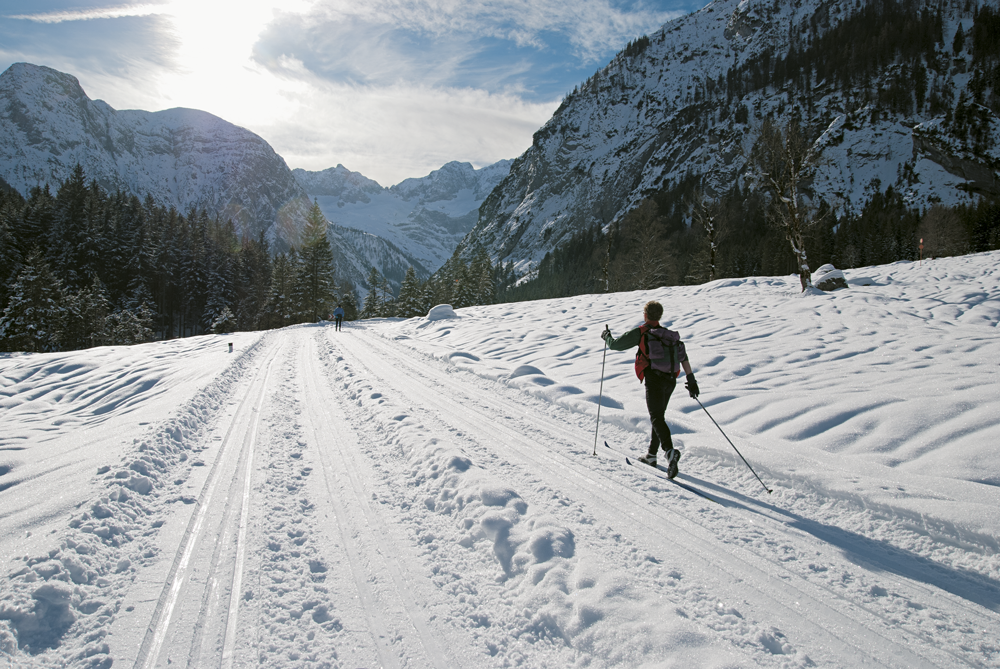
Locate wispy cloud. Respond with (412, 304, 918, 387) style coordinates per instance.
(253, 0, 683, 102)
(279, 0, 680, 64)
(3, 3, 166, 23)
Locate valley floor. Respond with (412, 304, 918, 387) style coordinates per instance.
(2, 253, 999, 668)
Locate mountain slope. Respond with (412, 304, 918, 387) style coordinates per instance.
(466, 0, 1000, 274)
(0, 62, 312, 247)
(0, 62, 475, 298)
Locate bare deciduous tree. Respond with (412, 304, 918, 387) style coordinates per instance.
(750, 118, 821, 292)
(689, 188, 727, 283)
(608, 200, 674, 291)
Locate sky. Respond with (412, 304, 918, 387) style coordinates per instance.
(0, 0, 698, 186)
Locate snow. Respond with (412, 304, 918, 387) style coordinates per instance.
(2, 253, 1000, 667)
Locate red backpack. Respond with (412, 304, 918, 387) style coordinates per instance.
(635, 324, 686, 381)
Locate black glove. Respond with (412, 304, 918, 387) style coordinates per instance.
(602, 327, 612, 343)
(685, 373, 700, 399)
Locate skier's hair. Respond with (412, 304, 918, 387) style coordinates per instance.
(643, 300, 663, 322)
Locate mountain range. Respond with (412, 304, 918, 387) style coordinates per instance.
(0, 63, 508, 296)
(4, 0, 999, 295)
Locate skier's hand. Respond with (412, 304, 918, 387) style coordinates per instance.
(602, 327, 612, 343)
(685, 373, 700, 399)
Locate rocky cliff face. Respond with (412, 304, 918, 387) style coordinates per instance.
(465, 0, 1000, 274)
(0, 63, 312, 247)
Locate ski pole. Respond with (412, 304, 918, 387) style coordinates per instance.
(694, 397, 772, 494)
(593, 325, 609, 456)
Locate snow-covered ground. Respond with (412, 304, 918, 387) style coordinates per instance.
(2, 253, 999, 668)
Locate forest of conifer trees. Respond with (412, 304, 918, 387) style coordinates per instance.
(0, 166, 358, 352)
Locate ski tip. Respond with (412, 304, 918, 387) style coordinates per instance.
(625, 457, 632, 465)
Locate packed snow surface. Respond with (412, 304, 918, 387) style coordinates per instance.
(2, 253, 999, 668)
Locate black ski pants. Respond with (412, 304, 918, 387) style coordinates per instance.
(644, 370, 676, 456)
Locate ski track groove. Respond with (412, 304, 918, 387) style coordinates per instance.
(302, 330, 460, 669)
(133, 337, 283, 669)
(336, 324, 991, 668)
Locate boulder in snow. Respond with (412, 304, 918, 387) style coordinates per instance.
(812, 264, 848, 291)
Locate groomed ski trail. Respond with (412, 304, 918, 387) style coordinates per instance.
(328, 323, 998, 668)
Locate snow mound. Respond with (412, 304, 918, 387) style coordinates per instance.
(426, 304, 457, 320)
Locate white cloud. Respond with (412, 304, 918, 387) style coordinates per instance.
(249, 76, 558, 185)
(2, 3, 166, 23)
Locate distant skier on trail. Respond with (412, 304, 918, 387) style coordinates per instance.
(602, 300, 699, 479)
(333, 304, 345, 331)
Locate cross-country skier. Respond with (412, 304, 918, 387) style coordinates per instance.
(602, 300, 699, 479)
(333, 304, 345, 331)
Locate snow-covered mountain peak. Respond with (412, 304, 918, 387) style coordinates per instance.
(1, 62, 310, 247)
(389, 160, 511, 203)
(295, 159, 512, 273)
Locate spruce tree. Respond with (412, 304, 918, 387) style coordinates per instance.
(268, 252, 298, 328)
(340, 291, 359, 321)
(294, 201, 337, 322)
(0, 251, 68, 352)
(64, 277, 111, 349)
(0, 206, 23, 308)
(361, 266, 385, 318)
(396, 266, 422, 318)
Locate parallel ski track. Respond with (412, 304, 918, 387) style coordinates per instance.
(134, 336, 282, 669)
(336, 326, 983, 668)
(376, 327, 1000, 639)
(302, 330, 461, 669)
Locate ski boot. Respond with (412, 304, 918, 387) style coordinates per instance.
(638, 452, 657, 467)
(665, 448, 681, 479)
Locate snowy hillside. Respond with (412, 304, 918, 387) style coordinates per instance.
(0, 63, 311, 247)
(468, 0, 1000, 273)
(2, 251, 998, 667)
(294, 160, 512, 273)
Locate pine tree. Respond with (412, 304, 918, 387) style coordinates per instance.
(361, 266, 385, 318)
(17, 185, 56, 261)
(235, 231, 272, 331)
(294, 201, 337, 322)
(106, 304, 154, 345)
(419, 280, 436, 316)
(0, 205, 23, 309)
(469, 245, 495, 305)
(0, 251, 68, 352)
(64, 277, 111, 349)
(340, 291, 359, 321)
(395, 266, 422, 318)
(267, 252, 298, 328)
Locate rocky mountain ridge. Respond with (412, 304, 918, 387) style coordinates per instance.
(293, 159, 511, 273)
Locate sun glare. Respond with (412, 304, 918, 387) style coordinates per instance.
(155, 0, 313, 123)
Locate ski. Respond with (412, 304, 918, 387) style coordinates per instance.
(604, 441, 722, 505)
